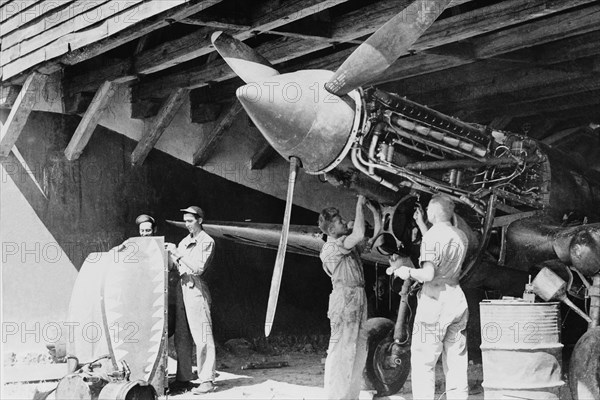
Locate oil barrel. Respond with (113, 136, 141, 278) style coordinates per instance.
(479, 300, 564, 399)
(98, 380, 157, 400)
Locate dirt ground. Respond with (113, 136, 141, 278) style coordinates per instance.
(2, 349, 486, 400)
(3, 347, 575, 400)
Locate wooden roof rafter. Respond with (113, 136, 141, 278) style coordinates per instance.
(64, 81, 118, 161)
(64, 0, 356, 96)
(132, 0, 598, 101)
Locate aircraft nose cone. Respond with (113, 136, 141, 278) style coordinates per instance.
(236, 70, 357, 173)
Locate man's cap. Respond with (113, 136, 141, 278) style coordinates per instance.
(136, 214, 155, 225)
(180, 206, 204, 218)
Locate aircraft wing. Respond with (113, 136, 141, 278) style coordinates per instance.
(167, 220, 392, 265)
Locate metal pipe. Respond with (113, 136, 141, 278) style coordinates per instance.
(589, 275, 600, 329)
(368, 123, 385, 174)
(351, 146, 400, 192)
(405, 157, 521, 171)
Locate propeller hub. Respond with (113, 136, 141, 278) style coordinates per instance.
(236, 70, 360, 174)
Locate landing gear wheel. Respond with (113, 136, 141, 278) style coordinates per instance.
(569, 327, 600, 400)
(364, 318, 410, 396)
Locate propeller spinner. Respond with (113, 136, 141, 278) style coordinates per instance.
(210, 0, 451, 336)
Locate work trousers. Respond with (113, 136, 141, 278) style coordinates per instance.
(410, 285, 469, 400)
(324, 287, 368, 400)
(174, 277, 216, 383)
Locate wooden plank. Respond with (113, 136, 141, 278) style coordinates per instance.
(193, 101, 243, 166)
(2, 0, 191, 79)
(2, 0, 139, 65)
(131, 88, 189, 166)
(65, 0, 352, 95)
(463, 88, 600, 122)
(64, 81, 116, 161)
(62, 0, 470, 95)
(179, 17, 250, 30)
(375, 5, 600, 85)
(251, 142, 277, 170)
(1, 0, 74, 35)
(0, 71, 48, 157)
(263, 30, 362, 45)
(135, 0, 597, 100)
(61, 0, 225, 66)
(474, 2, 600, 59)
(2, 0, 113, 54)
(134, 0, 351, 76)
(2, 0, 226, 82)
(427, 61, 600, 110)
(537, 30, 600, 65)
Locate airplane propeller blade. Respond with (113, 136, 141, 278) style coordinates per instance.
(264, 156, 300, 337)
(325, 0, 452, 96)
(211, 31, 280, 83)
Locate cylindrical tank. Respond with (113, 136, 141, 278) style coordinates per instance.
(479, 300, 564, 399)
(98, 380, 157, 400)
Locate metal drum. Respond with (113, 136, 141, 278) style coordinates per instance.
(479, 300, 564, 399)
(98, 380, 157, 400)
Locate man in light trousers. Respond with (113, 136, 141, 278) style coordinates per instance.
(388, 195, 469, 400)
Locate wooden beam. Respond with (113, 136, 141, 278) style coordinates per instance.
(179, 17, 250, 30)
(442, 64, 600, 113)
(0, 72, 48, 157)
(374, 1, 600, 85)
(251, 142, 278, 170)
(131, 88, 189, 166)
(463, 89, 600, 122)
(193, 101, 243, 166)
(135, 0, 598, 100)
(265, 30, 362, 45)
(64, 81, 117, 161)
(542, 127, 582, 145)
(185, 26, 600, 107)
(65, 0, 353, 95)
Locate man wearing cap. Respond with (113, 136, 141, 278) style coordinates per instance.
(166, 206, 216, 394)
(136, 214, 157, 237)
(112, 214, 157, 252)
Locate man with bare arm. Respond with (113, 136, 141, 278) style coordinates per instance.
(387, 195, 469, 400)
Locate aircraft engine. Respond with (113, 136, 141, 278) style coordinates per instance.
(344, 88, 553, 216)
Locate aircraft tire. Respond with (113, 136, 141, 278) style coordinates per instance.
(569, 326, 600, 400)
(364, 317, 410, 396)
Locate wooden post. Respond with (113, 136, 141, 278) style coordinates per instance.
(131, 88, 189, 165)
(0, 72, 48, 157)
(64, 81, 117, 161)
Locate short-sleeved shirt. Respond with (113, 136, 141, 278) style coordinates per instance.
(177, 230, 215, 277)
(419, 222, 467, 296)
(320, 236, 366, 324)
(320, 235, 365, 288)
